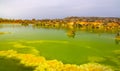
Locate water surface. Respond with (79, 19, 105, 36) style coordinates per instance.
(0, 24, 120, 70)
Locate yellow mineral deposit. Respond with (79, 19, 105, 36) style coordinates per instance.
(0, 50, 114, 71)
(0, 32, 11, 35)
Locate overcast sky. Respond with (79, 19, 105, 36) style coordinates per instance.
(0, 0, 120, 19)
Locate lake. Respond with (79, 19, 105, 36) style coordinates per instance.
(0, 24, 120, 71)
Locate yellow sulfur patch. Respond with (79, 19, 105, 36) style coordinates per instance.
(0, 50, 114, 71)
(13, 43, 29, 48)
(0, 32, 11, 35)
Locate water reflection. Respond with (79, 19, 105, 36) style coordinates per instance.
(32, 24, 120, 42)
(1, 24, 120, 45)
(0, 24, 3, 29)
(115, 32, 120, 44)
(0, 23, 120, 70)
(66, 29, 75, 38)
(21, 23, 29, 27)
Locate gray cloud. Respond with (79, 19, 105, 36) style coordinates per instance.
(0, 0, 120, 19)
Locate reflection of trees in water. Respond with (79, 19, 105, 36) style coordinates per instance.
(0, 24, 3, 29)
(33, 23, 76, 38)
(32, 24, 120, 39)
(32, 23, 66, 30)
(21, 23, 29, 27)
(32, 22, 120, 33)
(115, 32, 120, 44)
(66, 29, 75, 38)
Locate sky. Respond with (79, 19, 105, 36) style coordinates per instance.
(0, 0, 120, 19)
